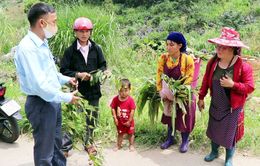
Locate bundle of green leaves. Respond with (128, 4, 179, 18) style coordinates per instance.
(89, 69, 112, 86)
(136, 78, 162, 124)
(161, 74, 192, 128)
(61, 85, 96, 143)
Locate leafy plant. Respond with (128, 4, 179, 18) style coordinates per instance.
(89, 70, 112, 86)
(62, 92, 96, 144)
(88, 152, 103, 166)
(136, 78, 162, 124)
(161, 74, 192, 128)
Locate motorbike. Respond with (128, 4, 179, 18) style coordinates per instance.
(0, 82, 22, 143)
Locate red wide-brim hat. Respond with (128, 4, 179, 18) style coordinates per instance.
(208, 27, 249, 49)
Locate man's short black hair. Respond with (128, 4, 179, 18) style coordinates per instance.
(28, 2, 55, 27)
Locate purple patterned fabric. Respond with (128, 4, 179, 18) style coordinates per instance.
(175, 94, 196, 132)
(163, 58, 181, 80)
(161, 55, 196, 132)
(207, 80, 242, 149)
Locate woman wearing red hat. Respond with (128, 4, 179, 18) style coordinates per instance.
(198, 27, 254, 166)
(156, 32, 198, 153)
(60, 17, 107, 155)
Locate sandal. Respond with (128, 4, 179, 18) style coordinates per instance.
(63, 151, 69, 158)
(85, 145, 97, 156)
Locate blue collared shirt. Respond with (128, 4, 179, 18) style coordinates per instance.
(14, 31, 72, 103)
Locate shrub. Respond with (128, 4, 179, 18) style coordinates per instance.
(219, 11, 255, 30)
(254, 6, 260, 16)
(23, 0, 55, 13)
(113, 0, 164, 7)
(23, 0, 83, 13)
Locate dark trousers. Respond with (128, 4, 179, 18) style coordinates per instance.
(25, 96, 66, 166)
(85, 99, 99, 145)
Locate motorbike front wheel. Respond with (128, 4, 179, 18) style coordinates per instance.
(0, 115, 20, 143)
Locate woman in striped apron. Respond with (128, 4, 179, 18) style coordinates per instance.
(156, 32, 197, 153)
(198, 27, 255, 166)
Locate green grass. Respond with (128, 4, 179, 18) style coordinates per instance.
(0, 2, 27, 55)
(238, 106, 260, 154)
(48, 4, 117, 59)
(253, 81, 260, 97)
(114, 0, 260, 57)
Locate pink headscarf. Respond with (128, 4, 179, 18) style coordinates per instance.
(208, 27, 249, 49)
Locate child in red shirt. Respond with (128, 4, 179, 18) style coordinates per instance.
(110, 79, 136, 151)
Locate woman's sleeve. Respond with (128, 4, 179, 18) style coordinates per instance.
(184, 55, 194, 85)
(232, 62, 255, 95)
(156, 55, 165, 91)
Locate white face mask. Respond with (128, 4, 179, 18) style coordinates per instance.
(43, 21, 58, 39)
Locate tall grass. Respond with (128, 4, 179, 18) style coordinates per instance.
(0, 11, 27, 55)
(49, 4, 117, 59)
(0, 1, 28, 55)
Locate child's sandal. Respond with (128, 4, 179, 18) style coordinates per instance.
(63, 151, 69, 158)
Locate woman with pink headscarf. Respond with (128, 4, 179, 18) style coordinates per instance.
(198, 27, 255, 166)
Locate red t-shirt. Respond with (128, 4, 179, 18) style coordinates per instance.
(110, 95, 136, 134)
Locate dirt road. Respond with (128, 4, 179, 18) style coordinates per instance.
(0, 135, 260, 166)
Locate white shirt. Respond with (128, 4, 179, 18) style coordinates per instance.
(77, 40, 91, 64)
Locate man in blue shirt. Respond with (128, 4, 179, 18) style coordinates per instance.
(14, 3, 79, 166)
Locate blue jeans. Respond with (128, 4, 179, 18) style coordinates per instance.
(25, 96, 66, 166)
